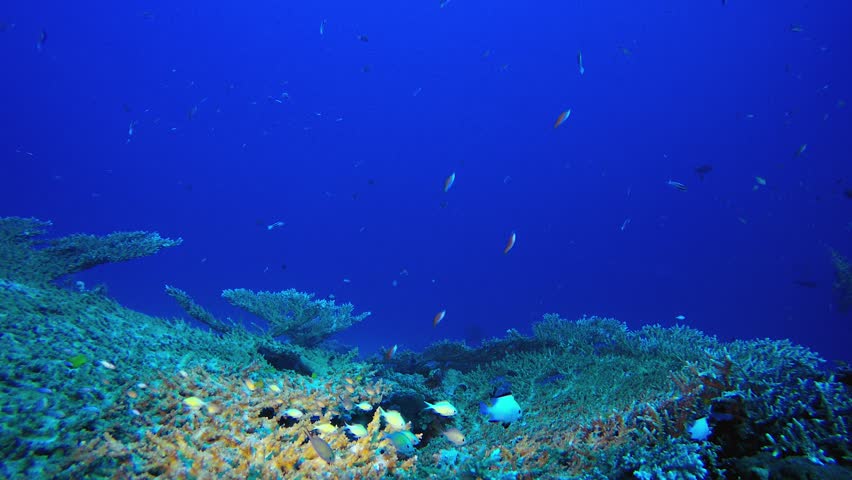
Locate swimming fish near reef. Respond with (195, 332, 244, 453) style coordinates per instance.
(424, 400, 457, 417)
(386, 431, 419, 456)
(553, 109, 571, 129)
(480, 392, 522, 426)
(313, 423, 337, 434)
(345, 423, 368, 438)
(283, 408, 304, 419)
(433, 309, 446, 327)
(675, 315, 686, 321)
(444, 172, 456, 192)
(443, 427, 466, 446)
(379, 408, 407, 430)
(183, 396, 205, 409)
(305, 429, 334, 464)
(667, 180, 687, 191)
(355, 401, 373, 411)
(503, 231, 517, 254)
(385, 344, 398, 360)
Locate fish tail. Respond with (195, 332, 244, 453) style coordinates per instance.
(479, 402, 490, 416)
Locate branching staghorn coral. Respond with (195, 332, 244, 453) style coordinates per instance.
(221, 288, 370, 347)
(0, 216, 182, 285)
(165, 285, 233, 334)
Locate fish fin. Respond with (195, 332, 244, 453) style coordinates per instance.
(502, 422, 511, 428)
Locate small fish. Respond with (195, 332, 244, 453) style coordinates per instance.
(379, 408, 406, 430)
(320, 19, 327, 36)
(789, 24, 804, 33)
(305, 429, 335, 464)
(244, 378, 257, 391)
(439, 0, 452, 7)
(479, 393, 522, 426)
(553, 109, 572, 129)
(620, 218, 631, 232)
(577, 50, 585, 75)
(183, 396, 205, 409)
(99, 360, 116, 370)
(267, 221, 285, 230)
(433, 309, 446, 327)
(694, 164, 713, 181)
(795, 143, 807, 157)
(503, 231, 517, 254)
(313, 423, 337, 434)
(283, 408, 304, 419)
(667, 180, 687, 191)
(268, 384, 282, 393)
(424, 400, 457, 417)
(443, 427, 466, 446)
(755, 176, 767, 186)
(385, 344, 398, 360)
(386, 431, 420, 456)
(355, 401, 373, 411)
(444, 172, 456, 192)
(203, 401, 221, 414)
(345, 423, 368, 438)
(675, 315, 686, 321)
(36, 29, 47, 52)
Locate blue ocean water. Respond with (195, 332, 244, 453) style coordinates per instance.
(1, 1, 849, 362)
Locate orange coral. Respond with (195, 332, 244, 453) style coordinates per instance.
(70, 365, 415, 479)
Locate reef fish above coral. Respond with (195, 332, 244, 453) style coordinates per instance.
(0, 217, 850, 479)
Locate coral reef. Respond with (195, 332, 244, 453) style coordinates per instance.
(0, 217, 181, 286)
(1, 218, 850, 479)
(165, 285, 234, 334)
(221, 288, 371, 347)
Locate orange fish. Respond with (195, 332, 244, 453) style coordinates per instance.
(385, 344, 398, 360)
(553, 109, 571, 129)
(503, 231, 516, 254)
(444, 172, 456, 192)
(433, 309, 446, 327)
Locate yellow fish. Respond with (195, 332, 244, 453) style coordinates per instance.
(284, 408, 304, 419)
(313, 423, 337, 434)
(183, 396, 205, 409)
(379, 408, 406, 430)
(424, 400, 457, 417)
(345, 423, 368, 438)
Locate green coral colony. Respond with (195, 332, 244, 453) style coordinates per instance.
(0, 216, 850, 479)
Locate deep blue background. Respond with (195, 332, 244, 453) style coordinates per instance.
(2, 1, 850, 361)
